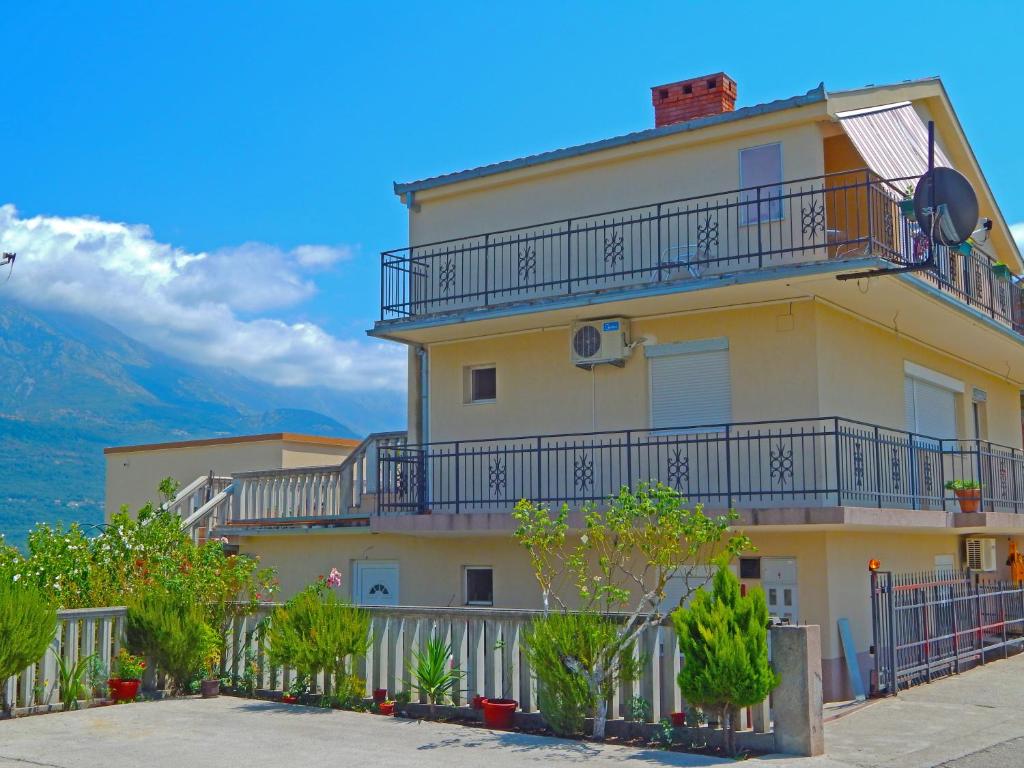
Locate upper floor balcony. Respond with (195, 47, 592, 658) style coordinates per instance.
(378, 170, 1022, 338)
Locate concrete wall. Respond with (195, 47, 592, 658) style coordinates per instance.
(105, 438, 356, 518)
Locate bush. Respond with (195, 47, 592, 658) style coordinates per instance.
(524, 612, 639, 737)
(0, 579, 57, 714)
(672, 566, 779, 756)
(125, 591, 213, 693)
(411, 636, 462, 716)
(266, 584, 370, 696)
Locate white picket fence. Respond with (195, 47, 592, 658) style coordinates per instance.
(3, 607, 125, 714)
(226, 605, 708, 723)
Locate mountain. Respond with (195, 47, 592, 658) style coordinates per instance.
(0, 300, 401, 550)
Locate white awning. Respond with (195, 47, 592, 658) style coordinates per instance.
(836, 102, 952, 184)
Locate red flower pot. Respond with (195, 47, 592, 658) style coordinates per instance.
(109, 678, 140, 703)
(280, 694, 299, 704)
(379, 701, 395, 716)
(471, 695, 487, 710)
(670, 711, 686, 727)
(955, 488, 982, 513)
(482, 698, 517, 730)
(373, 688, 388, 703)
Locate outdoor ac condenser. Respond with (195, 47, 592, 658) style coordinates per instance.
(965, 537, 997, 572)
(570, 318, 631, 369)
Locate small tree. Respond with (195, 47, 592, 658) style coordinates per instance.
(266, 580, 370, 700)
(672, 565, 779, 756)
(0, 579, 56, 716)
(125, 591, 212, 693)
(411, 636, 462, 718)
(513, 483, 748, 738)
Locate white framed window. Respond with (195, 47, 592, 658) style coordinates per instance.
(464, 365, 497, 404)
(646, 339, 731, 431)
(739, 143, 783, 224)
(464, 566, 493, 606)
(903, 362, 962, 439)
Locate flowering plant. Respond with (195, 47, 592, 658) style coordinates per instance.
(115, 649, 146, 680)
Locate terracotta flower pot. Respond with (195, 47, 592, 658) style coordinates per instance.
(280, 694, 299, 704)
(955, 488, 982, 513)
(379, 701, 395, 716)
(373, 688, 388, 703)
(471, 695, 487, 710)
(109, 678, 140, 703)
(482, 698, 517, 730)
(200, 679, 220, 698)
(670, 711, 686, 727)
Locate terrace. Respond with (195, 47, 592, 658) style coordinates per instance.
(377, 171, 1022, 336)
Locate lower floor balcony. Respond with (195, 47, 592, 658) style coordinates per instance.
(378, 417, 1024, 517)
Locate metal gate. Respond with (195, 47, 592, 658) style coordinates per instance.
(870, 569, 1024, 694)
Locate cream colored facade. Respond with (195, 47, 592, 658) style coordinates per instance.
(104, 433, 358, 517)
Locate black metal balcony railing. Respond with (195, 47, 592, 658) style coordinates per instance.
(377, 417, 1024, 516)
(380, 171, 1023, 335)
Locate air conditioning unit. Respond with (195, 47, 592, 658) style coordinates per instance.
(570, 318, 631, 369)
(965, 537, 997, 572)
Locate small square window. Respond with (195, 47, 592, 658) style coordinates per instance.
(465, 567, 493, 606)
(739, 557, 761, 579)
(469, 366, 496, 403)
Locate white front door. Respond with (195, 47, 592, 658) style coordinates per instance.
(762, 557, 798, 624)
(353, 561, 400, 606)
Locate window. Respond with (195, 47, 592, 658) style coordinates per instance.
(739, 557, 761, 579)
(903, 363, 962, 439)
(739, 143, 783, 224)
(646, 339, 731, 430)
(465, 567, 493, 606)
(465, 365, 496, 403)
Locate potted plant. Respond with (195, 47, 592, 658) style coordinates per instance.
(899, 186, 916, 221)
(946, 479, 982, 513)
(200, 645, 221, 699)
(393, 689, 411, 716)
(670, 711, 686, 727)
(372, 688, 388, 704)
(411, 637, 463, 719)
(378, 700, 396, 716)
(280, 674, 309, 705)
(471, 694, 487, 710)
(108, 649, 145, 703)
(482, 697, 518, 730)
(992, 262, 1012, 280)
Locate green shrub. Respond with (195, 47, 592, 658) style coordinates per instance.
(125, 591, 213, 693)
(266, 586, 370, 696)
(523, 612, 639, 737)
(0, 579, 57, 714)
(672, 566, 779, 756)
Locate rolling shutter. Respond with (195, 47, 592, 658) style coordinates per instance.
(904, 375, 957, 439)
(648, 340, 731, 430)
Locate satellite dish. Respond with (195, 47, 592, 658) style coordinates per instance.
(912, 167, 978, 246)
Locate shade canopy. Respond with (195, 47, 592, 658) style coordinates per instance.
(836, 102, 952, 184)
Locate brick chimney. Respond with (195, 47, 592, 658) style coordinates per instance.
(651, 73, 737, 128)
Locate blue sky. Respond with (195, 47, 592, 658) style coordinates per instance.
(3, 1, 1023, 396)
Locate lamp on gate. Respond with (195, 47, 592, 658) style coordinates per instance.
(868, 559, 881, 572)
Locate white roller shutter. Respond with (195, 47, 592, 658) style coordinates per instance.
(905, 375, 958, 439)
(648, 340, 731, 430)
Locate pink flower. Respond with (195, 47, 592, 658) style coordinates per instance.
(326, 567, 342, 588)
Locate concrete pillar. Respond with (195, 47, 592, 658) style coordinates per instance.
(770, 625, 824, 757)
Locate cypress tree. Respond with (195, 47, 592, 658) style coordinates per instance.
(0, 579, 57, 716)
(672, 565, 779, 756)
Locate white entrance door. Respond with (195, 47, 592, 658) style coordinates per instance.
(353, 561, 400, 606)
(762, 557, 798, 624)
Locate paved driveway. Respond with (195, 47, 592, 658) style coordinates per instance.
(3, 654, 1024, 768)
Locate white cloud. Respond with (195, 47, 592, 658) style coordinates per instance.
(0, 204, 405, 393)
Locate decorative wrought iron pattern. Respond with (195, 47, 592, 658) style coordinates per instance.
(667, 446, 689, 491)
(696, 212, 719, 254)
(890, 447, 902, 493)
(573, 452, 594, 492)
(883, 211, 895, 243)
(603, 231, 624, 266)
(1001, 463, 1009, 500)
(488, 457, 507, 495)
(922, 456, 933, 496)
(517, 246, 536, 283)
(852, 441, 865, 489)
(394, 466, 406, 496)
(438, 256, 456, 295)
(770, 442, 794, 488)
(801, 200, 826, 237)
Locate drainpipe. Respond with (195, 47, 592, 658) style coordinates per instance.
(417, 344, 429, 445)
